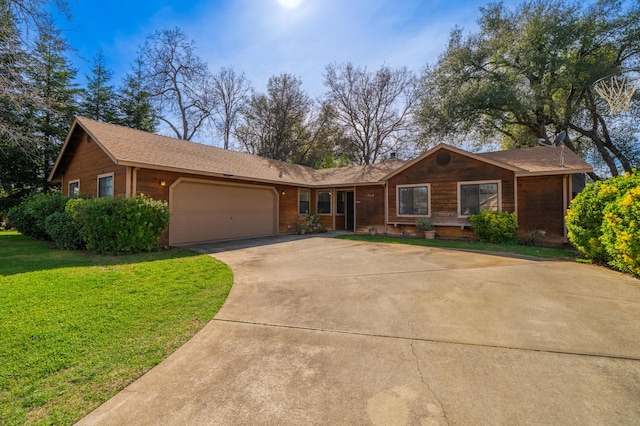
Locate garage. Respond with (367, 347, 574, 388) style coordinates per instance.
(169, 179, 278, 245)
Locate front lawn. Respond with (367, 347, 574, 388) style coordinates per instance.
(336, 234, 579, 260)
(0, 231, 233, 425)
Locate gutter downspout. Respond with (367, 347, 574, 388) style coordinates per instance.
(384, 182, 389, 235)
(563, 174, 569, 242)
(514, 174, 518, 226)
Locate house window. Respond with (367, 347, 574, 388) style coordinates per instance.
(397, 184, 430, 216)
(98, 173, 114, 197)
(68, 180, 80, 198)
(458, 181, 500, 217)
(317, 191, 331, 214)
(298, 189, 310, 214)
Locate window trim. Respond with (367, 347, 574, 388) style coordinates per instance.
(457, 180, 502, 218)
(396, 183, 431, 217)
(68, 179, 80, 199)
(298, 188, 310, 215)
(316, 190, 332, 215)
(97, 172, 114, 198)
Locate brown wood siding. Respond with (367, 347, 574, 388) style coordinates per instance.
(355, 185, 385, 233)
(387, 149, 515, 227)
(278, 185, 306, 233)
(517, 175, 565, 237)
(61, 131, 126, 197)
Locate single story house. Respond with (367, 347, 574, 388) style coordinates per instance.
(49, 117, 592, 246)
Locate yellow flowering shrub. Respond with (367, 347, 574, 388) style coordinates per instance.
(600, 186, 640, 276)
(566, 171, 640, 274)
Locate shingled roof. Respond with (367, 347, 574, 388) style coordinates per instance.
(49, 117, 404, 186)
(479, 145, 592, 175)
(382, 143, 592, 181)
(49, 117, 592, 186)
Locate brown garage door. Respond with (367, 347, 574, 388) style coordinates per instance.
(170, 179, 278, 245)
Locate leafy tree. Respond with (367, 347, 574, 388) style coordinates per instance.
(79, 50, 118, 122)
(299, 102, 355, 168)
(419, 0, 640, 179)
(117, 55, 158, 132)
(237, 73, 312, 162)
(212, 67, 252, 149)
(323, 62, 419, 165)
(142, 27, 215, 140)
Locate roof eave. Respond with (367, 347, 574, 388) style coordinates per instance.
(48, 118, 80, 182)
(48, 117, 119, 182)
(118, 161, 389, 188)
(515, 167, 593, 177)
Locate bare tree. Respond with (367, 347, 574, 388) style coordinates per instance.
(1, 1, 70, 153)
(142, 27, 215, 140)
(323, 63, 419, 164)
(236, 73, 312, 162)
(211, 67, 251, 149)
(5, 0, 70, 37)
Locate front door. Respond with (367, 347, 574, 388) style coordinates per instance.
(346, 191, 355, 231)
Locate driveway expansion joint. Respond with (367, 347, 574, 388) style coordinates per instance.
(211, 318, 640, 362)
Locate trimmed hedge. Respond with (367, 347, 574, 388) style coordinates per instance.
(7, 192, 69, 240)
(469, 210, 518, 244)
(66, 195, 170, 255)
(44, 211, 84, 250)
(566, 172, 640, 275)
(7, 194, 170, 255)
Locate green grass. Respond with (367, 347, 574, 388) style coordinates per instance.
(0, 231, 233, 425)
(336, 234, 579, 260)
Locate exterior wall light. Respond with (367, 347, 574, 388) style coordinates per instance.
(160, 179, 166, 187)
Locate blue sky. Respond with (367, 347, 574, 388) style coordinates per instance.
(57, 0, 519, 98)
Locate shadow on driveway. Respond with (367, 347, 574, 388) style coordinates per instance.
(79, 237, 640, 426)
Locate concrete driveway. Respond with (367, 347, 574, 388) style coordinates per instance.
(78, 236, 640, 425)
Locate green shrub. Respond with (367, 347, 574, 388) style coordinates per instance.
(468, 210, 518, 244)
(44, 211, 84, 250)
(297, 212, 325, 235)
(599, 183, 640, 276)
(7, 192, 68, 240)
(7, 205, 32, 235)
(566, 172, 640, 263)
(67, 195, 170, 255)
(416, 217, 435, 231)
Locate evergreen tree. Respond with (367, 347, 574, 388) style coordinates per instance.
(0, 9, 40, 210)
(80, 50, 118, 122)
(0, 8, 34, 150)
(117, 56, 158, 132)
(29, 20, 78, 190)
